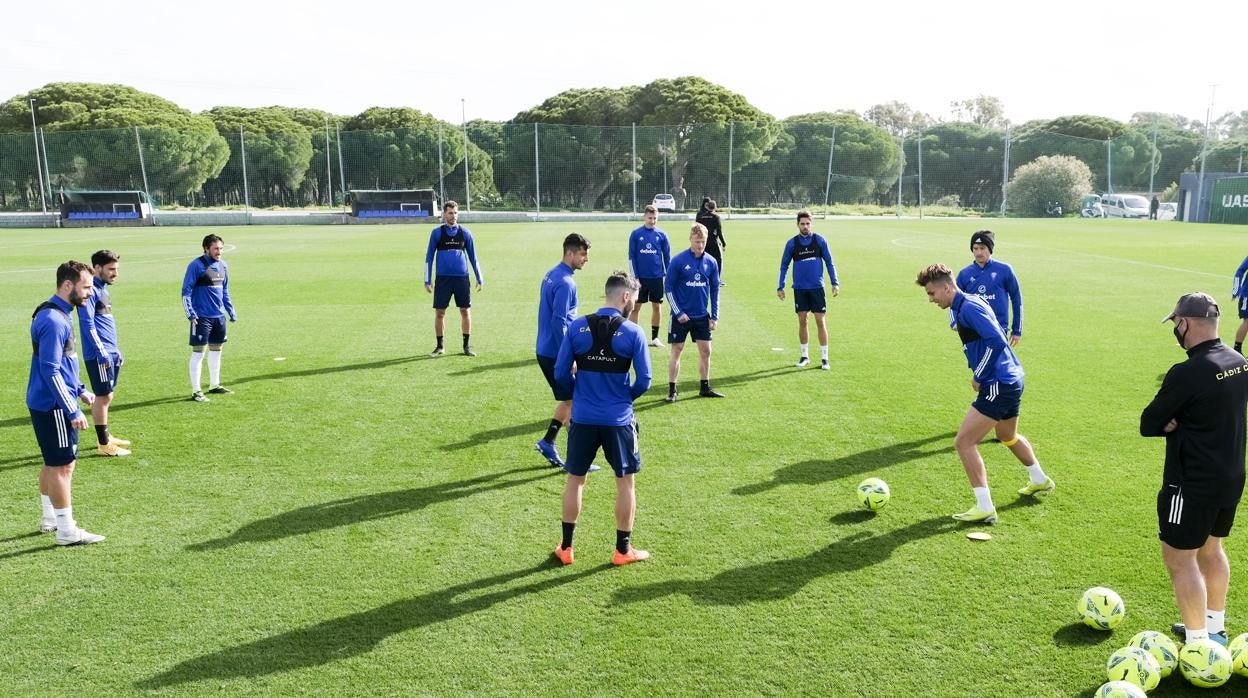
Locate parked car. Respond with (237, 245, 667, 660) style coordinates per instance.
(1102, 194, 1150, 219)
(652, 193, 676, 211)
(1080, 194, 1106, 218)
(1158, 202, 1177, 220)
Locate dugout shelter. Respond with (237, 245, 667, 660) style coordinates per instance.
(59, 190, 154, 227)
(1176, 172, 1248, 224)
(349, 189, 439, 219)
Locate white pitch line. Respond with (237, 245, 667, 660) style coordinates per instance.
(889, 236, 1221, 279)
(0, 244, 239, 276)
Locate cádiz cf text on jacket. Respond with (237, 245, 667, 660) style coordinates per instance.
(182, 254, 235, 321)
(956, 258, 1022, 337)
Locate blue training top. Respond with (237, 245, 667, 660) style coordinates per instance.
(665, 249, 720, 320)
(78, 275, 120, 361)
(182, 254, 235, 321)
(424, 224, 484, 285)
(628, 225, 671, 280)
(536, 261, 578, 359)
(950, 291, 1023, 385)
(1234, 255, 1248, 299)
(27, 295, 86, 418)
(554, 308, 652, 426)
(956, 258, 1022, 337)
(777, 232, 838, 290)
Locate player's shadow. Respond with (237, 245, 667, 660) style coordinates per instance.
(447, 358, 532, 376)
(136, 561, 611, 689)
(188, 466, 553, 551)
(230, 355, 423, 386)
(733, 431, 956, 495)
(0, 455, 41, 472)
(614, 515, 957, 607)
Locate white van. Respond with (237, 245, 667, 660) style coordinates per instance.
(1101, 194, 1150, 219)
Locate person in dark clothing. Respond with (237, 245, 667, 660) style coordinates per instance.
(1141, 292, 1248, 646)
(695, 198, 727, 285)
(1150, 195, 1161, 220)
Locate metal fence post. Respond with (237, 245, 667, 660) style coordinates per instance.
(239, 127, 251, 220)
(822, 125, 836, 218)
(534, 123, 541, 217)
(1000, 127, 1011, 215)
(29, 99, 47, 213)
(726, 122, 734, 216)
(631, 122, 637, 215)
(134, 126, 151, 200)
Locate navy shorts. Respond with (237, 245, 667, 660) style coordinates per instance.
(793, 287, 827, 314)
(1239, 296, 1248, 320)
(86, 355, 121, 396)
(1157, 483, 1239, 549)
(190, 316, 228, 347)
(637, 277, 665, 304)
(971, 379, 1022, 421)
(537, 354, 572, 401)
(29, 408, 79, 466)
(565, 420, 641, 477)
(433, 276, 471, 309)
(669, 315, 712, 344)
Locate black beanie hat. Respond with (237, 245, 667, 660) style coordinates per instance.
(970, 230, 995, 253)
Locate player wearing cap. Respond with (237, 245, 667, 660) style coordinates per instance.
(777, 210, 839, 370)
(1232, 255, 1248, 355)
(1142, 292, 1248, 647)
(916, 263, 1053, 525)
(956, 230, 1022, 346)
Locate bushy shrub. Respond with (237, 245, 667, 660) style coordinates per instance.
(1006, 155, 1094, 216)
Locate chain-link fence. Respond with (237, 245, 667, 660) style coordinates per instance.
(0, 120, 1233, 216)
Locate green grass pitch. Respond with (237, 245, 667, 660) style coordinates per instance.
(1, 217, 1245, 696)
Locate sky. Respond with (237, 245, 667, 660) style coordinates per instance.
(2, 0, 1243, 128)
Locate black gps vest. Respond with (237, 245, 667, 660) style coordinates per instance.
(436, 225, 467, 251)
(790, 234, 822, 262)
(574, 314, 631, 374)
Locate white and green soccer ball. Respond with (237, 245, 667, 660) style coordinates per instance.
(1230, 632, 1248, 677)
(1094, 680, 1147, 698)
(856, 477, 890, 512)
(1078, 586, 1125, 630)
(1128, 629, 1179, 677)
(1178, 637, 1232, 688)
(1105, 646, 1160, 691)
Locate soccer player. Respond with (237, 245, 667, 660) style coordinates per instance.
(956, 230, 1022, 346)
(695, 198, 727, 284)
(1232, 254, 1248, 355)
(916, 263, 1053, 524)
(29, 261, 105, 545)
(552, 271, 652, 566)
(627, 204, 671, 347)
(535, 233, 590, 469)
(424, 200, 484, 357)
(77, 249, 130, 456)
(664, 223, 723, 401)
(183, 234, 237, 402)
(1142, 292, 1248, 647)
(777, 210, 839, 370)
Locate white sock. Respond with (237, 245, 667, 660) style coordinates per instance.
(190, 351, 204, 391)
(1207, 609, 1225, 634)
(1025, 463, 1048, 485)
(1187, 627, 1209, 641)
(973, 486, 994, 512)
(800, 343, 809, 358)
(41, 495, 54, 519)
(207, 350, 222, 387)
(54, 506, 75, 534)
(820, 345, 829, 361)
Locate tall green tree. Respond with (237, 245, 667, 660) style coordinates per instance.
(1128, 115, 1203, 192)
(863, 101, 932, 137)
(1010, 115, 1156, 192)
(906, 122, 1006, 210)
(950, 95, 1009, 128)
(202, 107, 313, 207)
(285, 107, 349, 206)
(1007, 154, 1094, 216)
(1199, 138, 1248, 173)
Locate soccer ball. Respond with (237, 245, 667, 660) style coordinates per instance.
(1094, 680, 1147, 698)
(1128, 629, 1179, 677)
(1231, 632, 1248, 677)
(857, 478, 890, 511)
(1105, 646, 1160, 691)
(1078, 586, 1125, 630)
(1178, 638, 1232, 688)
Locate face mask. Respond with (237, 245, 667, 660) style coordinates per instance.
(1173, 320, 1187, 348)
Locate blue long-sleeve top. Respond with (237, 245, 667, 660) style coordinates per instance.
(956, 258, 1022, 337)
(78, 275, 119, 361)
(536, 262, 578, 359)
(424, 224, 484, 285)
(554, 308, 652, 426)
(627, 225, 671, 279)
(182, 255, 235, 321)
(665, 249, 720, 320)
(1234, 255, 1248, 298)
(777, 232, 838, 290)
(27, 295, 87, 418)
(950, 291, 1024, 385)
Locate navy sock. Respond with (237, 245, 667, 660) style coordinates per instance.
(435, 335, 444, 349)
(700, 379, 711, 391)
(651, 326, 659, 340)
(543, 420, 562, 443)
(95, 424, 109, 446)
(462, 333, 470, 349)
(668, 382, 676, 395)
(616, 530, 631, 555)
(561, 521, 576, 550)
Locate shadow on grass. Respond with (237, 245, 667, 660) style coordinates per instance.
(614, 515, 957, 606)
(0, 543, 55, 561)
(136, 561, 612, 689)
(229, 355, 424, 386)
(447, 358, 532, 376)
(188, 466, 554, 551)
(0, 456, 41, 473)
(634, 365, 796, 411)
(1052, 622, 1116, 648)
(734, 432, 957, 495)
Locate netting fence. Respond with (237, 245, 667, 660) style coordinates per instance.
(0, 121, 1229, 216)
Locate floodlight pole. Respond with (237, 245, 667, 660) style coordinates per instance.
(1147, 119, 1158, 198)
(324, 116, 333, 207)
(1106, 139, 1113, 194)
(1000, 126, 1011, 215)
(239, 127, 252, 220)
(29, 99, 47, 213)
(895, 134, 903, 217)
(437, 124, 445, 207)
(39, 127, 53, 203)
(631, 122, 637, 215)
(726, 122, 734, 216)
(335, 123, 346, 211)
(461, 98, 470, 212)
(534, 123, 541, 217)
(134, 126, 151, 200)
(917, 130, 924, 221)
(1195, 85, 1216, 223)
(822, 125, 837, 218)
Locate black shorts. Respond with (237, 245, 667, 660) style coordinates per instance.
(565, 420, 641, 477)
(433, 276, 471, 309)
(1239, 296, 1248, 320)
(86, 355, 121, 396)
(1157, 483, 1239, 549)
(669, 315, 712, 344)
(190, 316, 228, 347)
(637, 277, 665, 305)
(30, 408, 79, 466)
(793, 288, 827, 314)
(537, 354, 572, 401)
